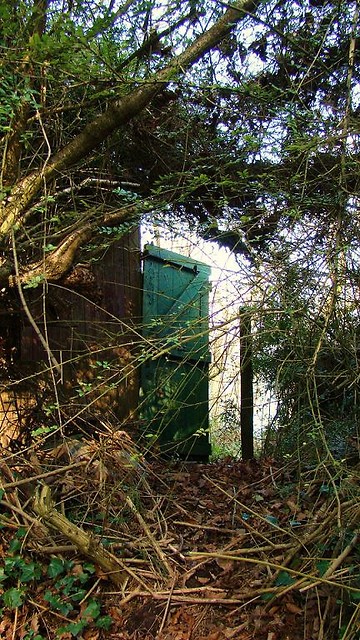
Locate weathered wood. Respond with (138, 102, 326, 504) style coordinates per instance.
(240, 308, 254, 459)
(33, 483, 127, 588)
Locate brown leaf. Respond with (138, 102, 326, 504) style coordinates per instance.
(30, 613, 40, 634)
(72, 563, 85, 576)
(285, 601, 303, 614)
(83, 629, 100, 640)
(268, 606, 280, 615)
(108, 606, 124, 623)
(286, 499, 298, 513)
(215, 557, 234, 572)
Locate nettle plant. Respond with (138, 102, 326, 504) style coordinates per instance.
(0, 526, 112, 638)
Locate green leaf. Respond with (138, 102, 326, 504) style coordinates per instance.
(82, 563, 96, 574)
(18, 561, 39, 583)
(69, 589, 87, 602)
(95, 615, 113, 630)
(82, 598, 101, 620)
(319, 484, 331, 495)
(20, 561, 42, 583)
(275, 571, 296, 587)
(316, 560, 330, 577)
(31, 424, 57, 437)
(9, 537, 22, 553)
(56, 574, 76, 594)
(3, 587, 25, 609)
(48, 557, 65, 578)
(23, 274, 45, 289)
(44, 590, 73, 616)
(289, 520, 302, 527)
(58, 620, 86, 637)
(77, 570, 93, 585)
(10, 527, 27, 549)
(4, 556, 20, 573)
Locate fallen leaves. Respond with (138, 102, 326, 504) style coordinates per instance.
(0, 442, 359, 640)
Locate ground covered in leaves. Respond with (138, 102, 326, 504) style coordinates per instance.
(0, 432, 359, 640)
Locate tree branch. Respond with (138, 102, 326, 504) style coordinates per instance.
(0, 0, 259, 239)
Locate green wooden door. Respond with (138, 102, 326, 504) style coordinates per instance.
(141, 244, 211, 459)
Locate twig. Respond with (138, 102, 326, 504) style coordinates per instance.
(277, 512, 334, 576)
(189, 551, 360, 595)
(205, 475, 297, 545)
(0, 515, 20, 529)
(2, 461, 86, 489)
(11, 229, 61, 373)
(122, 592, 262, 605)
(167, 542, 186, 562)
(322, 462, 342, 529)
(269, 465, 278, 488)
(263, 576, 310, 610)
(158, 573, 177, 634)
(125, 495, 174, 577)
(300, 531, 359, 593)
(11, 597, 19, 640)
(340, 601, 360, 640)
(173, 520, 243, 534)
(216, 543, 294, 555)
(323, 531, 359, 578)
(28, 598, 77, 623)
(79, 578, 102, 605)
(106, 586, 229, 596)
(30, 543, 152, 560)
(110, 585, 283, 607)
(0, 499, 47, 530)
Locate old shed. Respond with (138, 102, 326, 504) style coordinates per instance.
(0, 237, 211, 457)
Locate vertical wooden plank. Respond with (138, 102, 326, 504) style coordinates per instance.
(0, 232, 142, 436)
(240, 309, 254, 459)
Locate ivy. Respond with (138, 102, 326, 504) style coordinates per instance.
(0, 534, 111, 636)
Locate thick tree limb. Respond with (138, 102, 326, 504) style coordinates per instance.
(33, 483, 127, 589)
(9, 225, 93, 286)
(5, 199, 154, 286)
(0, 0, 259, 239)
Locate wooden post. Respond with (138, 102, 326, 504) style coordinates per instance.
(240, 308, 254, 459)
